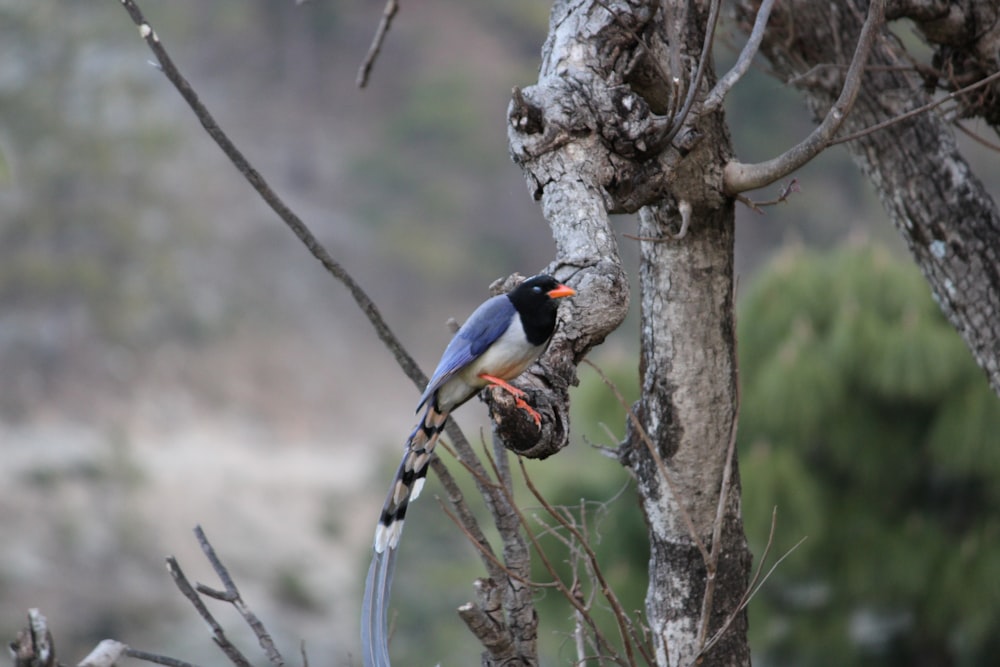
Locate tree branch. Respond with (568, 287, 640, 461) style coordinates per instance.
(166, 556, 255, 667)
(722, 0, 886, 194)
(830, 67, 1000, 145)
(124, 649, 202, 667)
(193, 526, 285, 667)
(428, 454, 505, 584)
(664, 0, 723, 144)
(584, 360, 710, 565)
(116, 0, 426, 393)
(356, 0, 399, 88)
(702, 0, 776, 113)
(78, 641, 128, 667)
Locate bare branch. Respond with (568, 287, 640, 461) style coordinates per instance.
(583, 359, 711, 564)
(723, 0, 887, 194)
(166, 557, 253, 667)
(194, 526, 285, 667)
(77, 641, 128, 667)
(356, 0, 400, 88)
(10, 609, 56, 667)
(124, 648, 202, 667)
(519, 459, 646, 667)
(831, 68, 1000, 145)
(695, 523, 807, 662)
(455, 578, 520, 661)
(954, 119, 1000, 153)
(735, 178, 801, 214)
(702, 0, 776, 113)
(467, 449, 627, 665)
(432, 438, 545, 664)
(116, 0, 427, 394)
(572, 581, 588, 667)
(113, 14, 538, 652)
(428, 455, 505, 583)
(665, 0, 723, 144)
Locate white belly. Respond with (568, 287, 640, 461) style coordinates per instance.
(435, 312, 546, 410)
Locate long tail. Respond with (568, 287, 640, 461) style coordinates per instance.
(361, 405, 449, 667)
(361, 547, 397, 667)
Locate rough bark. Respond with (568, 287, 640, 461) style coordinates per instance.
(624, 199, 749, 667)
(508, 1, 751, 665)
(733, 0, 1000, 395)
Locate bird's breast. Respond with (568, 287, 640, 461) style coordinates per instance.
(435, 313, 547, 410)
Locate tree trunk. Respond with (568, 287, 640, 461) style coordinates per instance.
(508, 1, 752, 665)
(734, 0, 1000, 395)
(623, 199, 749, 667)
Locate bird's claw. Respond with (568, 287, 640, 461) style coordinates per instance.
(479, 373, 542, 428)
(513, 396, 542, 428)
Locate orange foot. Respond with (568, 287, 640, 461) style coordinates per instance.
(478, 373, 542, 427)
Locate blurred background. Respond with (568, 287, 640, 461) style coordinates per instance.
(1, 1, 997, 666)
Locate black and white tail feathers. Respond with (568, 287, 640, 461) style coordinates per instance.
(373, 404, 449, 552)
(362, 404, 450, 667)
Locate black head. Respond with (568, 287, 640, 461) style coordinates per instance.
(506, 274, 576, 345)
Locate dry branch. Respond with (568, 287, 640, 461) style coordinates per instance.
(702, 0, 776, 113)
(723, 0, 886, 194)
(7, 525, 297, 667)
(356, 0, 400, 88)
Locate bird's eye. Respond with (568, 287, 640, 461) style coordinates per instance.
(532, 285, 542, 294)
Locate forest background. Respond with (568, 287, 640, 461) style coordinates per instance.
(2, 1, 998, 666)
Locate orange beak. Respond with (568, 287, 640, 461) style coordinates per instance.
(547, 283, 576, 299)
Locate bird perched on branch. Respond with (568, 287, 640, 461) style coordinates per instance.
(361, 274, 576, 667)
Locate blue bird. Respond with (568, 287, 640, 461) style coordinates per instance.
(362, 274, 575, 667)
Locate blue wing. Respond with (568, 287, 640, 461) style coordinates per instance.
(416, 294, 514, 411)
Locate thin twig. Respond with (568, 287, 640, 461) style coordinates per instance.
(124, 649, 202, 667)
(665, 0, 723, 144)
(436, 498, 559, 589)
(194, 526, 285, 667)
(831, 68, 1000, 145)
(116, 0, 427, 393)
(723, 0, 886, 194)
(467, 448, 628, 666)
(427, 455, 504, 582)
(165, 557, 253, 667)
(954, 119, 1000, 153)
(436, 436, 527, 572)
(519, 459, 644, 667)
(694, 509, 807, 662)
(583, 359, 710, 564)
(703, 0, 776, 112)
(356, 0, 400, 88)
(735, 178, 801, 214)
(695, 277, 742, 653)
(116, 7, 508, 634)
(436, 439, 559, 661)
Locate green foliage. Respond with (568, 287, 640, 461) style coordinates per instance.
(739, 245, 1000, 667)
(530, 245, 999, 667)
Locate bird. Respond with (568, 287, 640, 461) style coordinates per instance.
(361, 274, 576, 667)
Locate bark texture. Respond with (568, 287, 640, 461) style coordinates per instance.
(733, 0, 1000, 395)
(507, 1, 751, 665)
(625, 199, 749, 667)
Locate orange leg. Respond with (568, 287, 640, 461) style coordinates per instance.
(478, 373, 541, 427)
